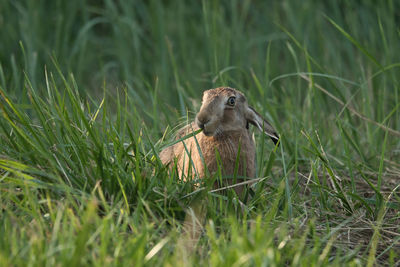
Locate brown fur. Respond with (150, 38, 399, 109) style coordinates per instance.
(159, 87, 278, 196)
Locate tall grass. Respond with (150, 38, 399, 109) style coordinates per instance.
(0, 0, 399, 265)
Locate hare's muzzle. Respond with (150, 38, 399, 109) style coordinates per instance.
(195, 115, 214, 136)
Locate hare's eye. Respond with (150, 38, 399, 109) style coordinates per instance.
(227, 96, 236, 106)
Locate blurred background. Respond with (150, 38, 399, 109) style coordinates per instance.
(0, 0, 399, 160)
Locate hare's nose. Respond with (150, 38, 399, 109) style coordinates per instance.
(195, 115, 210, 129)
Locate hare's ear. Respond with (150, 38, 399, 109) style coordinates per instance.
(246, 106, 280, 145)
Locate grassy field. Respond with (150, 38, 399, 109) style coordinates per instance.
(1, 0, 400, 266)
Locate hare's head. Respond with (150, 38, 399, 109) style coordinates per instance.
(195, 87, 279, 144)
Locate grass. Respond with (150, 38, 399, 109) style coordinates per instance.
(0, 0, 399, 266)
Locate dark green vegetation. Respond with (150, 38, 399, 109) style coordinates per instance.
(1, 0, 399, 266)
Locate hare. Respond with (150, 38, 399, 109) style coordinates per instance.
(160, 87, 279, 195)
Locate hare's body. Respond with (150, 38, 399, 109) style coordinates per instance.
(160, 122, 255, 178)
(160, 87, 278, 195)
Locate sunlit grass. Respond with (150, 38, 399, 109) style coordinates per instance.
(0, 0, 399, 266)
